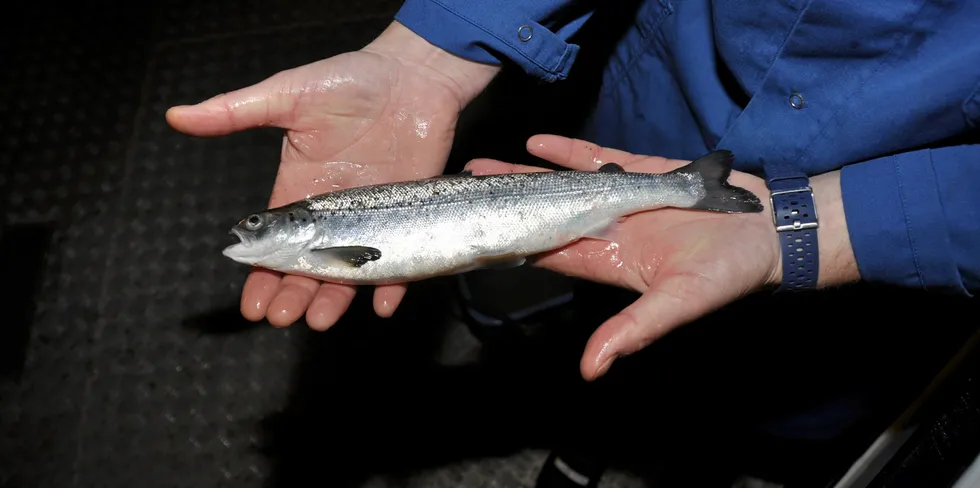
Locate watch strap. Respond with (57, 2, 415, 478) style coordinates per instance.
(762, 159, 819, 291)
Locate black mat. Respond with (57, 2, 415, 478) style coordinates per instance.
(0, 3, 607, 487)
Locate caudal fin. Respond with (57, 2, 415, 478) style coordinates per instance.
(668, 150, 764, 213)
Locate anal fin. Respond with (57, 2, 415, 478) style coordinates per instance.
(473, 253, 527, 270)
(581, 218, 627, 242)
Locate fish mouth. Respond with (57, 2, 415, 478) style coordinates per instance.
(228, 228, 250, 244)
(223, 228, 252, 257)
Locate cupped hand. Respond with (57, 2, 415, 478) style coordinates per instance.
(466, 135, 782, 380)
(166, 36, 467, 330)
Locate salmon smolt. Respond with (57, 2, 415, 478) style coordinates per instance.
(222, 150, 764, 285)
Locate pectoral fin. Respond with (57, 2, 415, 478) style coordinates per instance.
(311, 246, 382, 268)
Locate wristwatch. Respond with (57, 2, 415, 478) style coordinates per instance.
(762, 159, 819, 290)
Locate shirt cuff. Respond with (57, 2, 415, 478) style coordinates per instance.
(840, 150, 969, 294)
(394, 0, 581, 82)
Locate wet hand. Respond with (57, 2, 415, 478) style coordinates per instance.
(166, 22, 497, 330)
(466, 135, 859, 380)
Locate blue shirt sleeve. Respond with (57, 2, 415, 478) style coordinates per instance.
(840, 145, 980, 295)
(394, 0, 595, 82)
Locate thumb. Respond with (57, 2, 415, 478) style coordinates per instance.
(580, 275, 730, 381)
(165, 70, 296, 137)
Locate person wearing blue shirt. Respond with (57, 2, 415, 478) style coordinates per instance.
(167, 1, 980, 485)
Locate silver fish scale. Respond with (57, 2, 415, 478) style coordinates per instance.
(285, 170, 705, 284)
(302, 170, 704, 213)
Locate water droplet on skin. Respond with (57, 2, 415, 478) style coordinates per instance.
(225, 95, 265, 110)
(413, 115, 429, 139)
(596, 339, 614, 365)
(309, 75, 355, 92)
(643, 255, 664, 274)
(586, 241, 620, 259)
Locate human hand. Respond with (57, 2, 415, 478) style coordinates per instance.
(166, 22, 499, 329)
(466, 135, 860, 380)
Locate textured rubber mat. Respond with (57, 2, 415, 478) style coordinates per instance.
(60, 17, 457, 488)
(0, 223, 55, 382)
(0, 4, 649, 486)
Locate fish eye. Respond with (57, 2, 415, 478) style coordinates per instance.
(245, 214, 263, 230)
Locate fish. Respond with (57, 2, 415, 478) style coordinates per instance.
(222, 150, 763, 285)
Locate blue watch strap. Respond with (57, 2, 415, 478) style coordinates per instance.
(762, 159, 819, 291)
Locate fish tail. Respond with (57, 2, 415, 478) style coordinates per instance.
(668, 150, 764, 213)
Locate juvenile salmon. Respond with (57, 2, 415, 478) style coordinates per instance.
(222, 150, 763, 285)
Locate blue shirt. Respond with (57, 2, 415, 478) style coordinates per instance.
(395, 0, 980, 295)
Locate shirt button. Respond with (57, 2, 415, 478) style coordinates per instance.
(789, 93, 805, 109)
(518, 25, 533, 42)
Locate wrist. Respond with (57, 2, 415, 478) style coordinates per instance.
(363, 21, 500, 107)
(766, 171, 861, 288)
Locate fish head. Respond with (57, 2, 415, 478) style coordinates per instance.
(223, 205, 317, 267)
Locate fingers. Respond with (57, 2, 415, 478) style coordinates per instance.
(165, 70, 295, 137)
(264, 274, 323, 327)
(306, 282, 358, 331)
(526, 134, 638, 171)
(373, 284, 408, 318)
(580, 276, 726, 381)
(464, 158, 552, 175)
(262, 280, 402, 330)
(465, 138, 634, 174)
(240, 269, 284, 321)
(245, 276, 400, 331)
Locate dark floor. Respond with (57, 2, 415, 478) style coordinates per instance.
(1, 2, 978, 488)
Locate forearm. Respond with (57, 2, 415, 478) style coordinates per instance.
(363, 21, 500, 107)
(767, 170, 862, 289)
(775, 145, 980, 294)
(809, 171, 862, 287)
